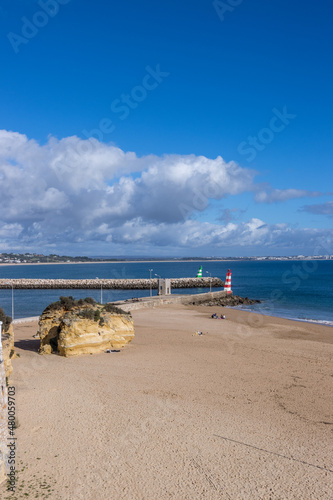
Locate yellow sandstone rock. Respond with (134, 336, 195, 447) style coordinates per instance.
(2, 324, 16, 378)
(1, 322, 15, 485)
(38, 298, 134, 357)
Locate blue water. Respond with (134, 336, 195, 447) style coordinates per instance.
(0, 260, 332, 325)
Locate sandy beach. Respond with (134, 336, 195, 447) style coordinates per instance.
(1, 305, 332, 499)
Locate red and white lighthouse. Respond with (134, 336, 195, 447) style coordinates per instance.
(224, 269, 232, 294)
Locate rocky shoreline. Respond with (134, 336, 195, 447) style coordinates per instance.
(193, 294, 261, 307)
(0, 277, 223, 290)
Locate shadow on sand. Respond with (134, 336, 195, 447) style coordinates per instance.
(15, 338, 40, 353)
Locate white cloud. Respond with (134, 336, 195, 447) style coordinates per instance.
(96, 218, 333, 255)
(300, 201, 333, 216)
(255, 188, 322, 203)
(0, 222, 23, 239)
(0, 129, 331, 255)
(0, 129, 256, 243)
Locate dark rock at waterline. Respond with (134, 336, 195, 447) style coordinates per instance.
(194, 295, 261, 307)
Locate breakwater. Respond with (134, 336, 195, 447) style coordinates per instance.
(116, 290, 231, 311)
(0, 277, 223, 290)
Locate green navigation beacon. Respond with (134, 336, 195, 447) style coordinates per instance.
(196, 266, 203, 277)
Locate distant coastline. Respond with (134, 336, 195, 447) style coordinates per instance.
(0, 258, 332, 267)
(0, 259, 237, 266)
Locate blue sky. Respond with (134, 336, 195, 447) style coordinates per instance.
(0, 0, 332, 256)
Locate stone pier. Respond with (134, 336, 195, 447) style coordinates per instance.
(0, 277, 223, 290)
(114, 290, 231, 312)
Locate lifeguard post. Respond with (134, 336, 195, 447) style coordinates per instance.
(157, 279, 171, 296)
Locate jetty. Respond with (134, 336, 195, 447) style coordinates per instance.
(0, 277, 223, 290)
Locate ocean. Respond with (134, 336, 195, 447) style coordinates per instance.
(0, 260, 332, 326)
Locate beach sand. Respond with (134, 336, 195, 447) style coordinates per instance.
(1, 305, 332, 499)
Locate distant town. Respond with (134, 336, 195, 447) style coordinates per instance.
(0, 252, 332, 264)
(0, 253, 98, 264)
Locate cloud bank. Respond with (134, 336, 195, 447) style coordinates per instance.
(255, 188, 322, 203)
(0, 130, 331, 255)
(300, 201, 333, 216)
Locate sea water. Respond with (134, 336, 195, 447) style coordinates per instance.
(0, 260, 332, 325)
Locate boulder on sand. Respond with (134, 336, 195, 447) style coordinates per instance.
(38, 297, 134, 357)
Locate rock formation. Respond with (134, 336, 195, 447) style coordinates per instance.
(1, 324, 16, 378)
(0, 312, 14, 486)
(193, 294, 261, 307)
(0, 343, 7, 485)
(0, 309, 15, 379)
(38, 297, 134, 357)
